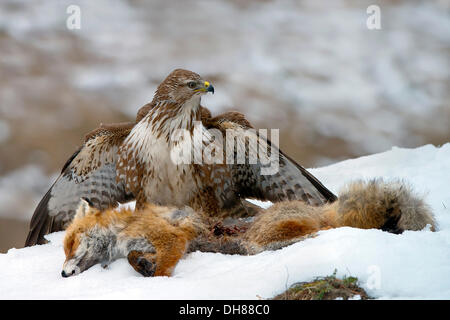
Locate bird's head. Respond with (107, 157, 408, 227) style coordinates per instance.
(153, 69, 214, 105)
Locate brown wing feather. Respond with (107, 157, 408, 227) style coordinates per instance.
(204, 110, 337, 207)
(25, 123, 135, 246)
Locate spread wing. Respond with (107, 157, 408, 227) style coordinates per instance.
(25, 122, 135, 246)
(204, 111, 337, 207)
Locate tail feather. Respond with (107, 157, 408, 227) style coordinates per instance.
(25, 186, 60, 246)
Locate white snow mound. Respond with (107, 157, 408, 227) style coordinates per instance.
(1, 144, 449, 299)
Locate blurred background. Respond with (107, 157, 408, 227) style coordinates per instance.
(0, 0, 449, 252)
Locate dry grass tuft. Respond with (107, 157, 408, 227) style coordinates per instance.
(273, 269, 371, 300)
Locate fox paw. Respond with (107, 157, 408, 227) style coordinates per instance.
(127, 251, 157, 277)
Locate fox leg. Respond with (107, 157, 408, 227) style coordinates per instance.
(153, 238, 189, 277)
(127, 238, 189, 277)
(127, 251, 157, 277)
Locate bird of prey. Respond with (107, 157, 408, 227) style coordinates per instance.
(25, 69, 336, 246)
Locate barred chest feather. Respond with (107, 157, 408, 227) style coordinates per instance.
(117, 99, 205, 207)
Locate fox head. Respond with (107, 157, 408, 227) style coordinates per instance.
(62, 198, 115, 278)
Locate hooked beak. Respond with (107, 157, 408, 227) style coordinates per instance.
(197, 81, 214, 94)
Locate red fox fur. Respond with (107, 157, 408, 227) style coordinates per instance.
(62, 179, 436, 277)
(62, 202, 205, 277)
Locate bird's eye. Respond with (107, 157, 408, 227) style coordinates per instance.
(187, 81, 197, 89)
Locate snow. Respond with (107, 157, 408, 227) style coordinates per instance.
(1, 143, 449, 299)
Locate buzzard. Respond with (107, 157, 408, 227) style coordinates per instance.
(25, 69, 336, 246)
